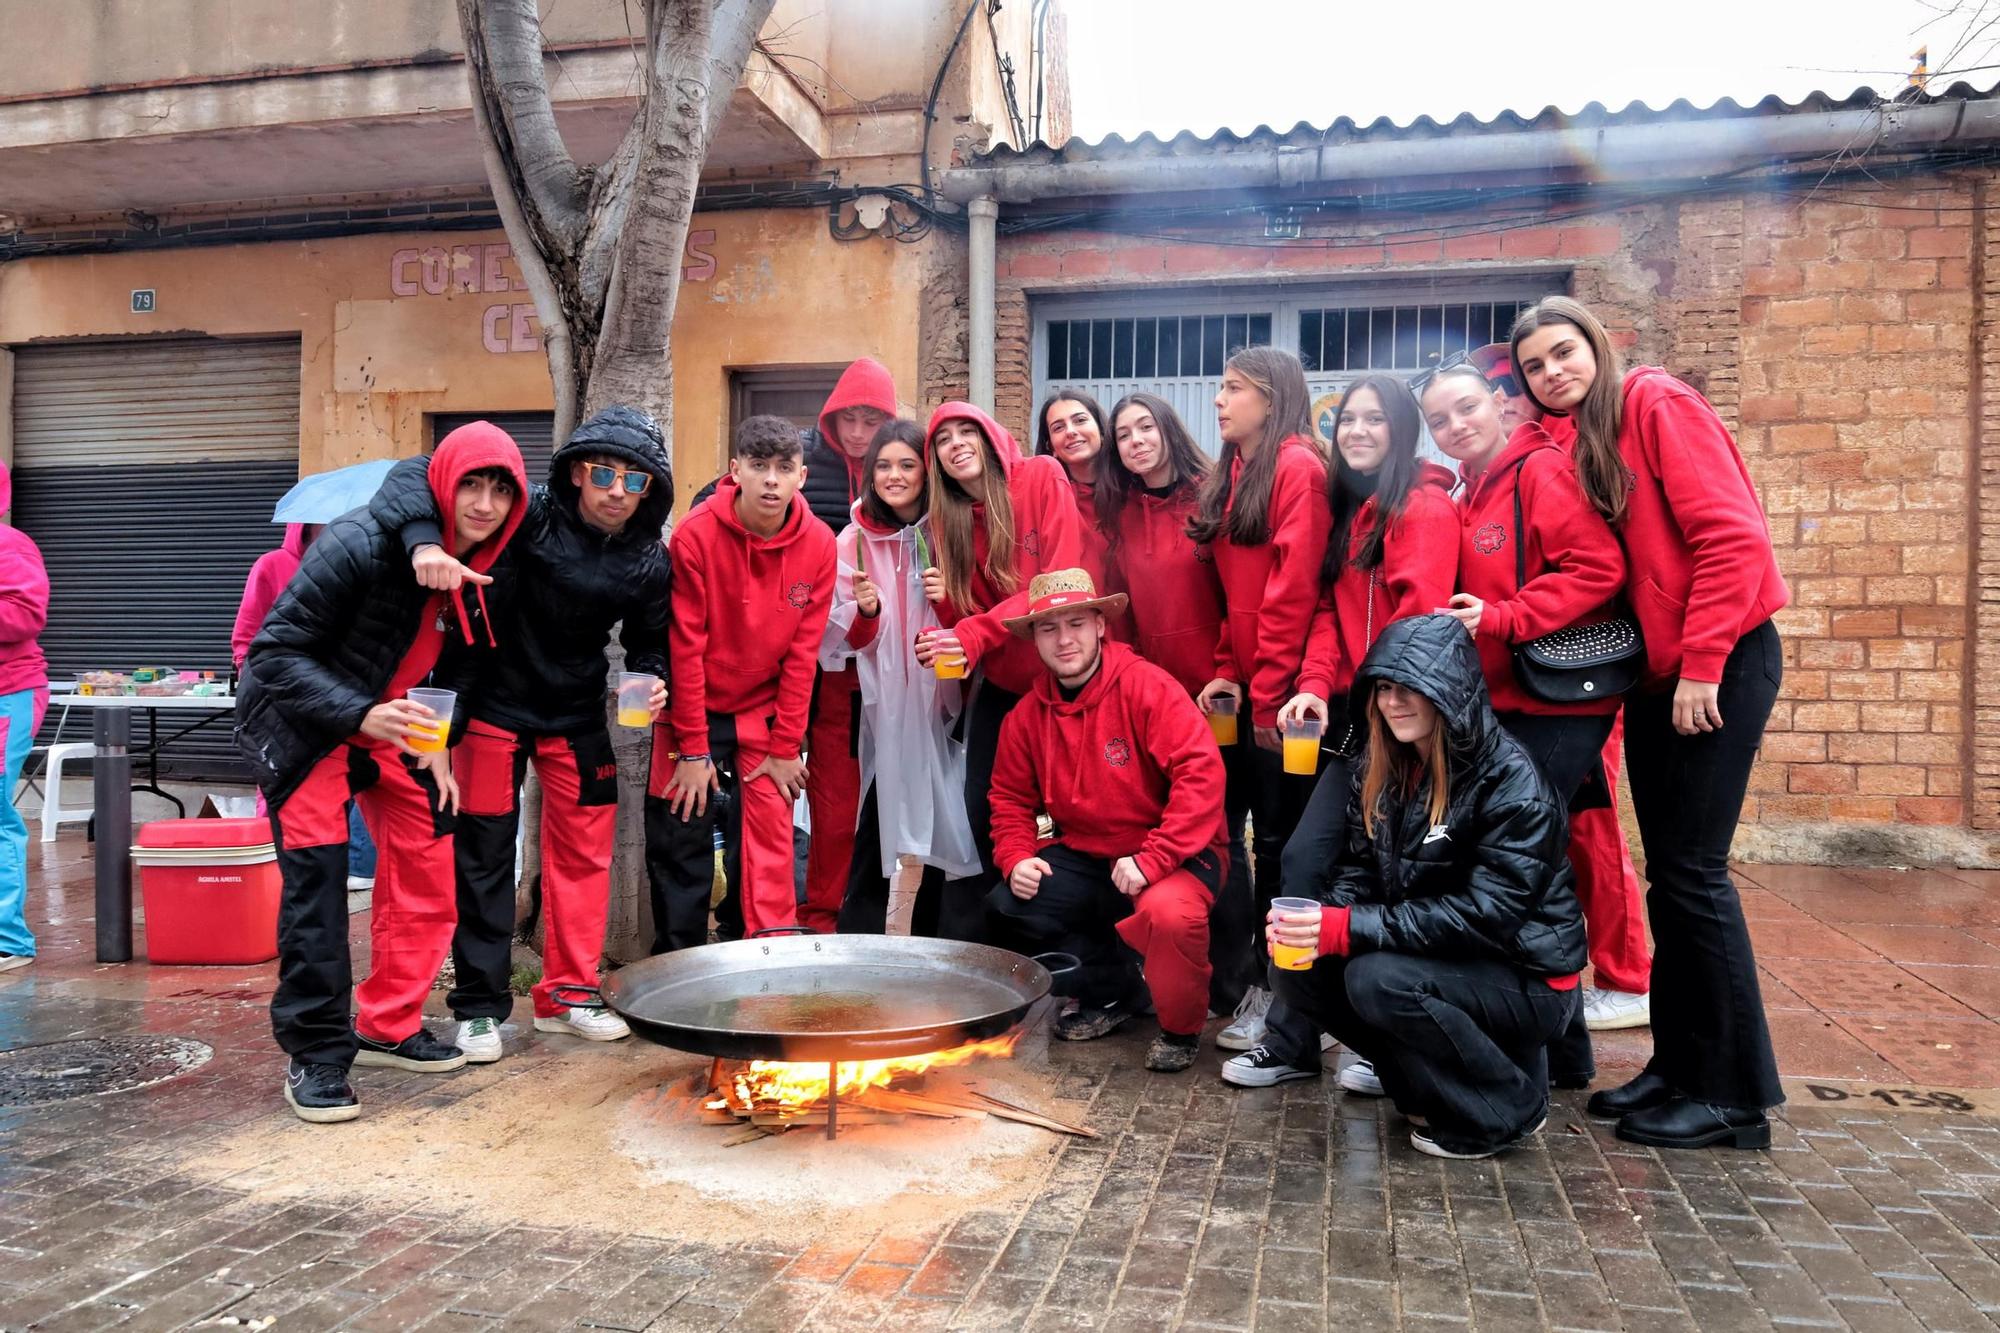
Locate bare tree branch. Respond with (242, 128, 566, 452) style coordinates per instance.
(458, 0, 589, 240)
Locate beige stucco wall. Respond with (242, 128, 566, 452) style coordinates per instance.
(0, 209, 920, 505)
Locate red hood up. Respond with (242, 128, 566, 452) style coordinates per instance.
(430, 420, 530, 645)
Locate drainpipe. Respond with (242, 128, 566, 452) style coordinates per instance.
(968, 195, 998, 412)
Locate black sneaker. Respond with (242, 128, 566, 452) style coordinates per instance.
(1146, 1032, 1201, 1073)
(353, 1025, 468, 1072)
(1220, 1044, 1321, 1088)
(284, 1059, 361, 1123)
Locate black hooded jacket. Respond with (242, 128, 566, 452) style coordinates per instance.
(370, 407, 673, 736)
(1320, 614, 1587, 977)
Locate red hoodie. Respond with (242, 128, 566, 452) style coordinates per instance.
(1297, 462, 1458, 700)
(1109, 482, 1224, 697)
(382, 422, 530, 703)
(0, 461, 48, 700)
(990, 642, 1227, 885)
(1211, 438, 1331, 727)
(233, 523, 309, 670)
(669, 476, 837, 759)
(1454, 424, 1627, 715)
(924, 402, 1086, 696)
(813, 357, 900, 508)
(1608, 367, 1788, 685)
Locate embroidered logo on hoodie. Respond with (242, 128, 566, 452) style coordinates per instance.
(1104, 737, 1132, 768)
(1022, 527, 1042, 558)
(787, 581, 813, 609)
(1473, 523, 1507, 556)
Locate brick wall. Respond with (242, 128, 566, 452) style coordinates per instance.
(990, 179, 1995, 856)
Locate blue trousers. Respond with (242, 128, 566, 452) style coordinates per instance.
(0, 686, 47, 956)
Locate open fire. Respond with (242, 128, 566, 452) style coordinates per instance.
(694, 1031, 1093, 1142)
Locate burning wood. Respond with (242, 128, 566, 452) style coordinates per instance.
(694, 1034, 1095, 1140)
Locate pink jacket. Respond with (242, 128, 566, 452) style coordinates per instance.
(232, 524, 309, 669)
(0, 462, 49, 698)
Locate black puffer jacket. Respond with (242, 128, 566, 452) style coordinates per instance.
(238, 424, 527, 807)
(1321, 614, 1587, 977)
(372, 407, 673, 736)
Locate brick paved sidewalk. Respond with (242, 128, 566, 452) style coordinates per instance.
(2, 842, 1998, 1331)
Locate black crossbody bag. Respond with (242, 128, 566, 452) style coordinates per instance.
(1509, 462, 1645, 705)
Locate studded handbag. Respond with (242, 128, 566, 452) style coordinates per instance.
(1509, 463, 1645, 705)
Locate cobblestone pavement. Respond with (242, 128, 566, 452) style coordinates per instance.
(2, 840, 1998, 1331)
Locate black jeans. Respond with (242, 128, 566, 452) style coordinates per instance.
(1215, 728, 1313, 990)
(1624, 619, 1784, 1110)
(837, 783, 951, 937)
(1275, 951, 1576, 1153)
(935, 678, 1021, 944)
(1496, 710, 1616, 1086)
(1207, 745, 1257, 1012)
(644, 711, 748, 954)
(1256, 752, 1355, 1065)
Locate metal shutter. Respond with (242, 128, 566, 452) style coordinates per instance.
(11, 337, 303, 781)
(433, 412, 556, 485)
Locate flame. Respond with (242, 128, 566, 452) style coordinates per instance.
(729, 1032, 1020, 1111)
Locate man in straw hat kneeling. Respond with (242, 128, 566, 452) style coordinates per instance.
(986, 569, 1225, 1073)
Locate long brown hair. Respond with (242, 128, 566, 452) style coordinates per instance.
(1509, 296, 1631, 523)
(1034, 388, 1109, 464)
(1187, 347, 1316, 546)
(1326, 374, 1425, 584)
(1096, 392, 1212, 541)
(857, 419, 928, 530)
(1358, 685, 1451, 839)
(928, 419, 1018, 613)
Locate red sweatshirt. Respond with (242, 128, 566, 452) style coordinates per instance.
(1211, 438, 1331, 727)
(1454, 425, 1627, 715)
(668, 477, 837, 759)
(233, 523, 309, 669)
(990, 642, 1227, 886)
(0, 461, 48, 700)
(1109, 482, 1225, 698)
(1297, 463, 1458, 700)
(381, 422, 529, 704)
(925, 403, 1086, 697)
(1612, 367, 1789, 685)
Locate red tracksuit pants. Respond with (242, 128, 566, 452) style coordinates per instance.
(270, 738, 454, 1065)
(451, 721, 618, 1020)
(802, 666, 861, 933)
(643, 709, 797, 951)
(1567, 713, 1652, 994)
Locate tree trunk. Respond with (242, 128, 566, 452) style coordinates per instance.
(460, 0, 774, 960)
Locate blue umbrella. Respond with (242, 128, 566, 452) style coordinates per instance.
(270, 459, 399, 524)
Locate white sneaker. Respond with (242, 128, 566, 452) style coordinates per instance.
(1582, 988, 1651, 1031)
(346, 875, 375, 892)
(1215, 987, 1272, 1051)
(534, 1007, 631, 1042)
(455, 1016, 504, 1064)
(1337, 1057, 1384, 1097)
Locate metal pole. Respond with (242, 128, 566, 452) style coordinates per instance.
(826, 1061, 839, 1142)
(93, 708, 132, 962)
(967, 196, 998, 413)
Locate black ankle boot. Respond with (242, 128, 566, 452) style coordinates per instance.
(1585, 1070, 1674, 1119)
(1616, 1096, 1771, 1150)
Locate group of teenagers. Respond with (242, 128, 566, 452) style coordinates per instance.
(237, 292, 1787, 1162)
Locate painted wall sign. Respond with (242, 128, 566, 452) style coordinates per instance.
(388, 231, 721, 357)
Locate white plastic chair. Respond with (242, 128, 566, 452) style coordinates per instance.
(39, 742, 94, 842)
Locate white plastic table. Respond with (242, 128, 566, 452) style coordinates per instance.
(47, 692, 238, 962)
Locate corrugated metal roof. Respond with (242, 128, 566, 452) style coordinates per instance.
(974, 82, 2000, 167)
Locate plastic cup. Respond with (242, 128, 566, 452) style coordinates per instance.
(1206, 693, 1239, 747)
(1281, 718, 1323, 776)
(1270, 896, 1322, 972)
(616, 671, 659, 729)
(924, 632, 968, 680)
(406, 688, 457, 753)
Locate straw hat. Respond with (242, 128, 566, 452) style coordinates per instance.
(1001, 568, 1129, 638)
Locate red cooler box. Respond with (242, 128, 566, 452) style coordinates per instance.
(133, 817, 281, 965)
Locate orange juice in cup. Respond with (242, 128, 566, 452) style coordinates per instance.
(1206, 693, 1239, 747)
(1270, 896, 1322, 971)
(1281, 718, 1323, 777)
(616, 671, 659, 729)
(406, 687, 457, 754)
(934, 651, 968, 680)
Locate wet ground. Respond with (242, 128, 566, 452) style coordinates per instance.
(2, 837, 1998, 1331)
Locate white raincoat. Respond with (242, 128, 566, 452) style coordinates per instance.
(820, 504, 981, 879)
